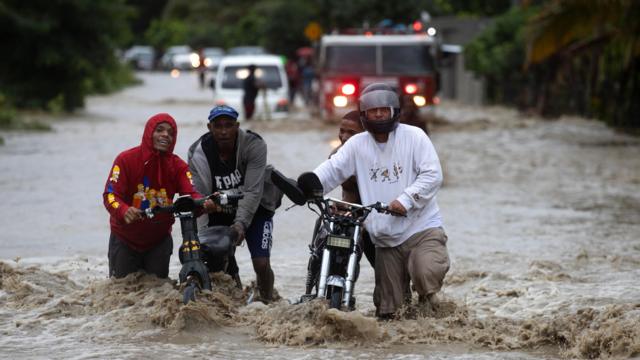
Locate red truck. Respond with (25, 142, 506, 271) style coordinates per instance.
(317, 33, 439, 131)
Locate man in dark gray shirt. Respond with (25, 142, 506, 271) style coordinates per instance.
(188, 105, 281, 302)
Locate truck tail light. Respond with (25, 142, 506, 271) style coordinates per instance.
(404, 83, 418, 94)
(341, 83, 356, 95)
(412, 21, 423, 32)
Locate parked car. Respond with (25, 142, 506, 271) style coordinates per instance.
(123, 45, 155, 70)
(160, 45, 196, 70)
(212, 55, 289, 120)
(203, 47, 225, 70)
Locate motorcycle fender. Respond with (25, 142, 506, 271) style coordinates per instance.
(325, 275, 345, 288)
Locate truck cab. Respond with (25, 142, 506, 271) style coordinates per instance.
(317, 34, 439, 123)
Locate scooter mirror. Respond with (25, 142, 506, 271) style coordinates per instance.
(173, 195, 196, 212)
(271, 169, 307, 205)
(298, 172, 323, 199)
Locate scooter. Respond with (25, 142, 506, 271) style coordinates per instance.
(145, 192, 243, 304)
(271, 170, 401, 310)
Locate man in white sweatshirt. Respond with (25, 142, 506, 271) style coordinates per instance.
(313, 83, 450, 318)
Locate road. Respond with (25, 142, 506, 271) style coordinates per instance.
(1, 71, 639, 359)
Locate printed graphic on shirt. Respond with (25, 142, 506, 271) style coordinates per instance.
(186, 171, 193, 185)
(215, 169, 243, 190)
(110, 165, 120, 183)
(134, 181, 171, 210)
(369, 161, 403, 184)
(107, 176, 171, 211)
(106, 183, 120, 209)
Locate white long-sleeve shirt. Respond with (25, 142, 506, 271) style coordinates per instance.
(314, 124, 443, 248)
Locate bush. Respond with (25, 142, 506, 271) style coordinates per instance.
(464, 6, 538, 107)
(0, 0, 133, 112)
(1, 93, 50, 131)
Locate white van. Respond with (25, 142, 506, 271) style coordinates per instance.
(212, 55, 289, 120)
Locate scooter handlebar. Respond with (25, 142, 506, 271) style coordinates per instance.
(145, 193, 244, 218)
(209, 193, 244, 205)
(144, 204, 175, 218)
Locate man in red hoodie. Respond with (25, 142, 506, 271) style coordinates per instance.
(103, 113, 206, 279)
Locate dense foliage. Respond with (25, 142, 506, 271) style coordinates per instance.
(0, 0, 134, 112)
(0, 0, 510, 116)
(465, 1, 639, 128)
(145, 0, 510, 56)
(464, 7, 537, 106)
(0, 0, 636, 128)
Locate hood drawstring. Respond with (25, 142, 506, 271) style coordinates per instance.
(143, 151, 169, 190)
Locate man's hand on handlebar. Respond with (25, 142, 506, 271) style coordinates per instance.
(124, 207, 144, 224)
(332, 205, 354, 217)
(202, 198, 222, 213)
(388, 200, 407, 217)
(230, 222, 246, 246)
(202, 192, 223, 213)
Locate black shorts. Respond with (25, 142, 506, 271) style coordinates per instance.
(244, 209, 273, 259)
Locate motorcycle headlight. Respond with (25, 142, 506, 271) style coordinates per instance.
(326, 235, 352, 249)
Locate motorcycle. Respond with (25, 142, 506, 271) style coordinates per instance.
(271, 170, 401, 310)
(145, 192, 243, 304)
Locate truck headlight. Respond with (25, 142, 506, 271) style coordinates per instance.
(333, 95, 348, 107)
(413, 95, 426, 107)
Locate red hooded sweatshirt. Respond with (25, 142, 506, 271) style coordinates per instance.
(103, 113, 201, 252)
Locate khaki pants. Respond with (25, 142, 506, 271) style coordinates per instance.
(374, 227, 450, 315)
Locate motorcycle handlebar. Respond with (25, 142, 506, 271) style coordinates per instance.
(322, 198, 406, 217)
(145, 204, 174, 218)
(370, 202, 406, 217)
(209, 193, 244, 205)
(145, 192, 244, 218)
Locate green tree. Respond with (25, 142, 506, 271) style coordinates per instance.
(144, 19, 188, 50)
(316, 0, 511, 31)
(258, 0, 317, 56)
(125, 0, 169, 45)
(153, 0, 513, 57)
(525, 0, 640, 127)
(0, 0, 133, 111)
(464, 6, 538, 106)
(465, 1, 639, 128)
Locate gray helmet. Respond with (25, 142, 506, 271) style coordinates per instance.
(358, 83, 401, 134)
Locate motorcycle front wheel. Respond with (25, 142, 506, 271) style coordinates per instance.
(183, 281, 200, 304)
(328, 286, 343, 310)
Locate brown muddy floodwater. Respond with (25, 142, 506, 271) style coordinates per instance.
(1, 72, 639, 359)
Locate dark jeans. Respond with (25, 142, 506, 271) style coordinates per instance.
(108, 233, 173, 279)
